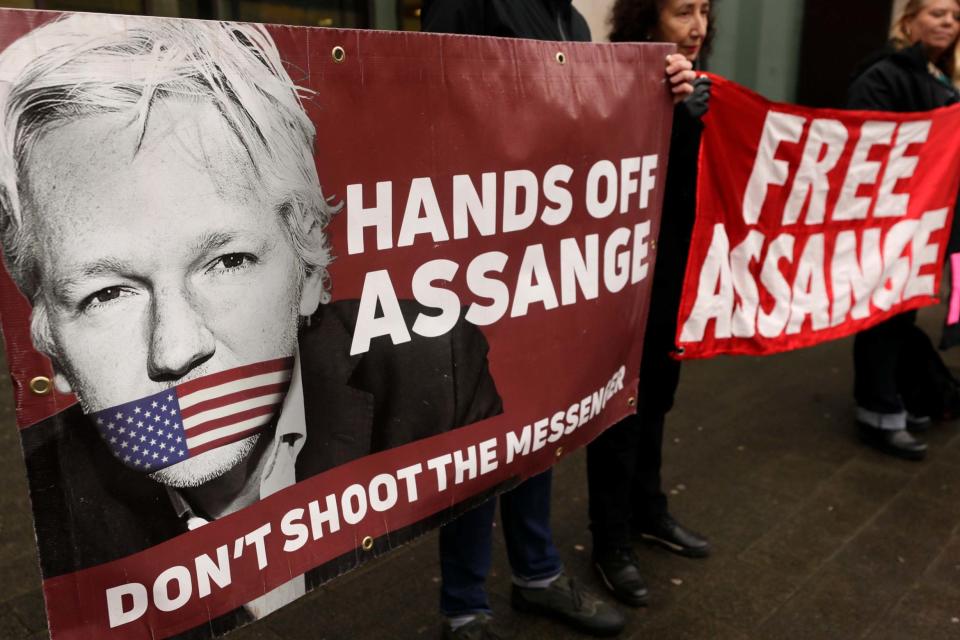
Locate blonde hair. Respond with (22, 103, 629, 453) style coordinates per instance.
(890, 0, 960, 85)
(0, 14, 338, 354)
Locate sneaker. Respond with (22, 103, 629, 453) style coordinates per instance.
(511, 574, 625, 637)
(635, 514, 711, 558)
(594, 546, 649, 607)
(442, 613, 508, 640)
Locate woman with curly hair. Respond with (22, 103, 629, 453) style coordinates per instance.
(586, 0, 714, 608)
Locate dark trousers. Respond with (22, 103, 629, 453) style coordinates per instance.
(439, 469, 563, 616)
(853, 310, 917, 415)
(586, 402, 669, 553)
(854, 309, 953, 419)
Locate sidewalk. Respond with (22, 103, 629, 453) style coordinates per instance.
(1, 306, 959, 639)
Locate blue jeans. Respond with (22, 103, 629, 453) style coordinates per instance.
(439, 469, 563, 615)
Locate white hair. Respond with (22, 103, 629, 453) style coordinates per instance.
(0, 14, 337, 354)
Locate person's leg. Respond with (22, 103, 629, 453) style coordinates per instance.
(502, 470, 626, 635)
(587, 414, 642, 553)
(853, 310, 926, 459)
(500, 469, 562, 584)
(631, 404, 668, 525)
(439, 497, 497, 618)
(586, 415, 650, 606)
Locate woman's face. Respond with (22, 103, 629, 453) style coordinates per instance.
(907, 0, 960, 58)
(653, 0, 710, 62)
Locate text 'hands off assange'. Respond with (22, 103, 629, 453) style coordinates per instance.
(345, 157, 661, 355)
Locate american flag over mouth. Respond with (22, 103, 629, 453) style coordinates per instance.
(87, 357, 294, 472)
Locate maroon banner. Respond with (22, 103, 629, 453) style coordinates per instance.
(677, 75, 960, 359)
(0, 10, 674, 639)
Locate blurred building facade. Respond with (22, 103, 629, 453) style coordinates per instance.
(0, 0, 918, 106)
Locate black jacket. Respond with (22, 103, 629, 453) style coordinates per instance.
(637, 106, 703, 415)
(847, 42, 959, 111)
(21, 299, 502, 581)
(422, 0, 591, 42)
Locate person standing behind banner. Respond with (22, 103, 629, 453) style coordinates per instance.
(585, 0, 714, 609)
(421, 1, 697, 638)
(846, 0, 960, 461)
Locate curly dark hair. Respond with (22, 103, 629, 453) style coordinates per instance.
(609, 0, 718, 61)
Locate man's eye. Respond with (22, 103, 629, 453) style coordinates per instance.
(81, 287, 127, 310)
(209, 253, 257, 272)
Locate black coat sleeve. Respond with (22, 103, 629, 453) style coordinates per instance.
(847, 64, 899, 110)
(422, 0, 495, 35)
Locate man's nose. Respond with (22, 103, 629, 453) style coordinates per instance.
(147, 287, 216, 380)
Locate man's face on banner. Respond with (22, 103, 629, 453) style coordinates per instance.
(23, 99, 323, 486)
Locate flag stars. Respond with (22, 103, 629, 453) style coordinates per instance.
(118, 427, 126, 435)
(150, 439, 157, 445)
(162, 456, 169, 463)
(107, 423, 115, 431)
(123, 455, 131, 463)
(167, 394, 174, 402)
(147, 425, 155, 432)
(109, 436, 117, 444)
(115, 411, 123, 420)
(161, 405, 167, 412)
(164, 419, 170, 426)
(167, 433, 174, 440)
(133, 407, 141, 414)
(137, 421, 144, 428)
(153, 415, 160, 422)
(176, 436, 182, 443)
(121, 441, 128, 449)
(140, 435, 147, 442)
(145, 411, 152, 418)
(152, 452, 159, 459)
(151, 401, 158, 408)
(133, 445, 140, 452)
(126, 416, 133, 424)
(158, 429, 165, 437)
(159, 443, 167, 451)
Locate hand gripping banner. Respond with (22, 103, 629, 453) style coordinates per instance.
(0, 9, 674, 639)
(677, 75, 960, 359)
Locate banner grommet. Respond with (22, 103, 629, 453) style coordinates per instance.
(555, 446, 563, 458)
(361, 536, 374, 551)
(555, 51, 566, 65)
(29, 376, 52, 396)
(332, 46, 346, 63)
(627, 396, 636, 407)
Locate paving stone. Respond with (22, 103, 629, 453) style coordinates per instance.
(740, 459, 909, 582)
(6, 590, 47, 634)
(0, 604, 30, 639)
(864, 583, 960, 640)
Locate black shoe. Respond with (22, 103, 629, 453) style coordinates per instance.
(636, 514, 711, 558)
(442, 613, 508, 640)
(593, 547, 649, 607)
(906, 413, 932, 433)
(511, 574, 625, 637)
(858, 424, 927, 460)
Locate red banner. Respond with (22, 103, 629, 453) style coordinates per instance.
(677, 75, 960, 359)
(0, 9, 673, 639)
